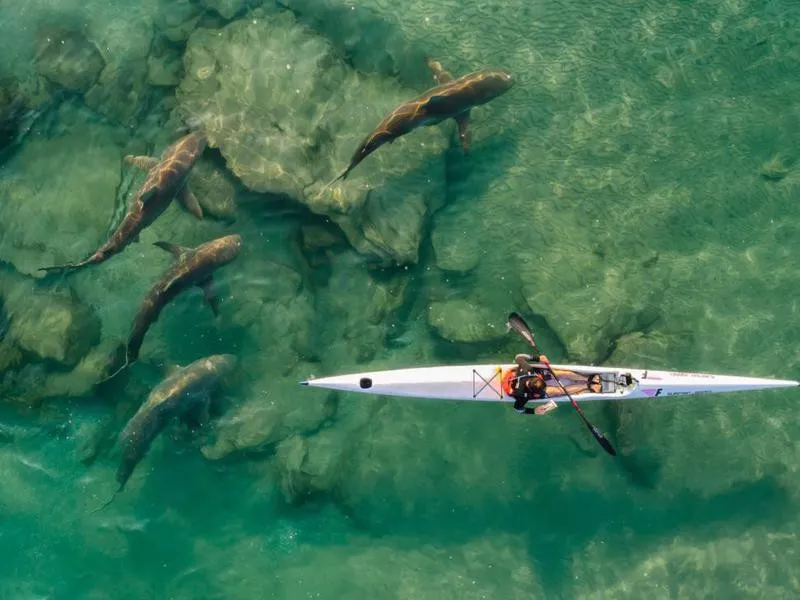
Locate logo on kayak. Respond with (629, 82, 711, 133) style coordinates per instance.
(642, 388, 663, 397)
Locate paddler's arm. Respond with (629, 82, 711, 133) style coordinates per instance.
(515, 353, 545, 368)
(513, 395, 537, 415)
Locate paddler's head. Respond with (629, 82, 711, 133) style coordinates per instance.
(524, 374, 546, 394)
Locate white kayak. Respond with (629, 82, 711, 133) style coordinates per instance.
(301, 362, 799, 403)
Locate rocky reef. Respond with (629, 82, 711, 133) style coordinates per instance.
(0, 261, 103, 406)
(0, 1, 799, 598)
(176, 9, 448, 266)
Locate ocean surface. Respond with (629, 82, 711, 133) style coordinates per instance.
(1, 0, 799, 597)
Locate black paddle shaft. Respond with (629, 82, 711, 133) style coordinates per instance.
(507, 312, 617, 457)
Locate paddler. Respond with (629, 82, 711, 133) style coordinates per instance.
(502, 353, 602, 415)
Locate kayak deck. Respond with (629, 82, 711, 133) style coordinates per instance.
(301, 363, 799, 403)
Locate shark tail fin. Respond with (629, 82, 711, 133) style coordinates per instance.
(96, 343, 130, 386)
(91, 490, 119, 515)
(154, 241, 189, 261)
(313, 169, 350, 201)
(38, 261, 87, 276)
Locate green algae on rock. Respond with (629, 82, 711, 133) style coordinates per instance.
(201, 0, 269, 21)
(153, 0, 205, 44)
(274, 431, 345, 504)
(35, 27, 106, 93)
(428, 299, 505, 344)
(1, 266, 101, 367)
(183, 155, 240, 222)
(0, 104, 124, 277)
(176, 10, 447, 265)
(430, 202, 483, 274)
(83, 18, 154, 126)
(147, 46, 184, 88)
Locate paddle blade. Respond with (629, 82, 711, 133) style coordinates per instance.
(507, 312, 536, 348)
(587, 423, 617, 456)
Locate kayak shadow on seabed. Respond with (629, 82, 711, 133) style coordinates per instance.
(601, 402, 663, 490)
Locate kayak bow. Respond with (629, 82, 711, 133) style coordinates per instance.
(301, 363, 799, 403)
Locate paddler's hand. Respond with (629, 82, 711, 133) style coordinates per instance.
(539, 354, 549, 363)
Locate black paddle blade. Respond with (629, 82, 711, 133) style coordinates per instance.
(507, 312, 536, 348)
(587, 423, 617, 456)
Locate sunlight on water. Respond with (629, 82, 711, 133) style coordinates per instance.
(1, 0, 799, 597)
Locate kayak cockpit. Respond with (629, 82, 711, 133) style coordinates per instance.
(539, 367, 640, 401)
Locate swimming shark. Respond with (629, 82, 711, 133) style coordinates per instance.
(102, 234, 242, 382)
(39, 131, 207, 275)
(322, 59, 514, 189)
(93, 353, 238, 512)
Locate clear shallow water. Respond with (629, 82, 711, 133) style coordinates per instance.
(1, 0, 799, 598)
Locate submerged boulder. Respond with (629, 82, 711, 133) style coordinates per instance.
(428, 299, 505, 344)
(176, 10, 447, 265)
(83, 18, 154, 125)
(34, 26, 105, 93)
(1, 266, 101, 367)
(200, 0, 268, 20)
(0, 106, 123, 277)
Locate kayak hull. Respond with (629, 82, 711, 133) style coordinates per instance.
(301, 363, 799, 403)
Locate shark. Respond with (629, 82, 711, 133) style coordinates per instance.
(39, 131, 207, 275)
(93, 354, 238, 512)
(102, 234, 242, 382)
(322, 59, 514, 189)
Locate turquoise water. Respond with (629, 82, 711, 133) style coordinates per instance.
(1, 0, 799, 597)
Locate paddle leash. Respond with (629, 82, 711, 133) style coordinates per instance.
(507, 312, 617, 457)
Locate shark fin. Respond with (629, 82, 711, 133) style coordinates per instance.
(427, 58, 455, 85)
(91, 490, 118, 514)
(124, 155, 158, 171)
(178, 186, 204, 220)
(199, 277, 220, 316)
(154, 241, 189, 261)
(455, 111, 472, 153)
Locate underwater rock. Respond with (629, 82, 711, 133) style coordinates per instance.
(0, 107, 124, 277)
(431, 203, 482, 273)
(185, 155, 239, 222)
(198, 246, 324, 460)
(39, 339, 123, 399)
(204, 254, 404, 459)
(274, 431, 343, 504)
(427, 299, 505, 344)
(311, 250, 411, 363)
(275, 0, 431, 82)
(0, 339, 25, 374)
(147, 46, 184, 88)
(0, 74, 62, 165)
(760, 154, 791, 182)
(1, 267, 101, 367)
(520, 250, 664, 364)
(34, 27, 105, 93)
(83, 19, 153, 125)
(0, 87, 24, 151)
(201, 0, 268, 20)
(154, 0, 204, 43)
(0, 78, 46, 159)
(201, 370, 333, 460)
(299, 222, 348, 254)
(85, 60, 150, 126)
(176, 11, 447, 265)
